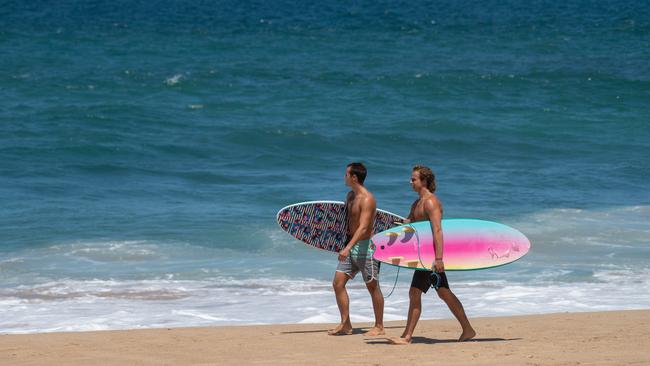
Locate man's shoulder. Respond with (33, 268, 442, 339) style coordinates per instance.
(359, 191, 375, 201)
(424, 194, 442, 209)
(359, 191, 376, 207)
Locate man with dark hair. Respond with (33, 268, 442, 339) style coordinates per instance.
(346, 162, 367, 184)
(329, 162, 385, 336)
(388, 165, 475, 344)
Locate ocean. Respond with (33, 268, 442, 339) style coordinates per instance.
(1, 0, 649, 333)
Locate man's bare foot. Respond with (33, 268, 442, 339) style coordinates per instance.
(458, 328, 476, 342)
(363, 327, 385, 337)
(327, 324, 353, 336)
(387, 336, 411, 345)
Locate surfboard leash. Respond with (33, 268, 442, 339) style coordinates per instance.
(382, 265, 400, 299)
(410, 222, 441, 290)
(382, 221, 440, 298)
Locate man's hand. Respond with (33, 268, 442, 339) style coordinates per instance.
(338, 247, 351, 262)
(434, 259, 445, 273)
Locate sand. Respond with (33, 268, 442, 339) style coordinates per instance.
(1, 310, 649, 365)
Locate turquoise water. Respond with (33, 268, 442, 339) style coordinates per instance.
(1, 1, 649, 333)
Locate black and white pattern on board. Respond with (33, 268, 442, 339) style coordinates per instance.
(277, 201, 403, 252)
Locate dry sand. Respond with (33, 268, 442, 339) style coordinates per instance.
(1, 310, 649, 365)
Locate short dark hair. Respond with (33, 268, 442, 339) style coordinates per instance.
(347, 162, 367, 184)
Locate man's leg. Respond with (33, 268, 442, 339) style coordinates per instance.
(436, 288, 476, 341)
(363, 279, 385, 336)
(388, 286, 423, 344)
(329, 271, 353, 335)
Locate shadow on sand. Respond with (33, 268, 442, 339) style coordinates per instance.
(365, 337, 522, 345)
(281, 326, 405, 335)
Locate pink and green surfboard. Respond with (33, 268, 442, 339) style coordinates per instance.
(371, 219, 531, 271)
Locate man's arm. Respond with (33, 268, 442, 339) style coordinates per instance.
(397, 201, 417, 225)
(424, 198, 444, 272)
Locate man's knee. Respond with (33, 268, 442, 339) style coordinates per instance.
(333, 274, 348, 291)
(435, 287, 452, 299)
(333, 279, 343, 291)
(365, 279, 379, 292)
(409, 286, 423, 300)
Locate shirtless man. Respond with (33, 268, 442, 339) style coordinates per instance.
(328, 162, 385, 336)
(389, 165, 475, 344)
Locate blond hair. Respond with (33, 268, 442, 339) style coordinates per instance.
(413, 165, 436, 192)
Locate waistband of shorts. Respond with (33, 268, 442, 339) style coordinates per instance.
(345, 235, 371, 245)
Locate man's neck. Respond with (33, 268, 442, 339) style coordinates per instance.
(418, 188, 431, 199)
(350, 184, 365, 195)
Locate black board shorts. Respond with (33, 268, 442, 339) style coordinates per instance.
(411, 270, 450, 293)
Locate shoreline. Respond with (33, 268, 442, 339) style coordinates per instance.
(2, 309, 649, 365)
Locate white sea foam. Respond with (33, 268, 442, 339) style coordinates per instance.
(1, 265, 649, 334)
(165, 74, 184, 85)
(510, 205, 650, 243)
(0, 205, 648, 334)
(55, 241, 161, 262)
(504, 205, 650, 269)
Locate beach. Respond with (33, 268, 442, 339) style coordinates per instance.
(2, 0, 649, 357)
(2, 310, 648, 365)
